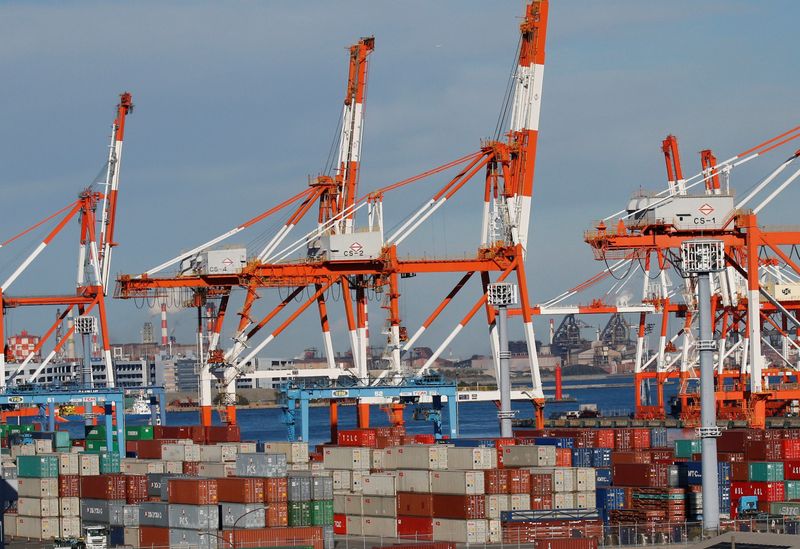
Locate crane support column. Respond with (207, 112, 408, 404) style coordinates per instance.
(488, 282, 517, 438)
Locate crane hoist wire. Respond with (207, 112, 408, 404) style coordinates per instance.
(494, 34, 522, 141)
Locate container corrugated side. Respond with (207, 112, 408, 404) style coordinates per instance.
(139, 502, 170, 528)
(17, 496, 59, 517)
(322, 447, 370, 470)
(59, 496, 81, 517)
(264, 441, 310, 463)
(17, 477, 59, 498)
(502, 446, 556, 467)
(430, 471, 484, 495)
(446, 448, 497, 470)
(362, 472, 397, 496)
(15, 516, 59, 540)
(169, 503, 220, 530)
(220, 502, 266, 529)
(397, 469, 431, 492)
(59, 516, 81, 538)
(169, 528, 219, 549)
(363, 515, 398, 537)
(362, 495, 397, 517)
(432, 518, 488, 543)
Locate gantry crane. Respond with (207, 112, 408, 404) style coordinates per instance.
(1, 93, 133, 390)
(116, 1, 552, 428)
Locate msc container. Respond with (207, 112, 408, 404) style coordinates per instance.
(501, 446, 557, 467)
(389, 445, 448, 470)
(446, 447, 497, 470)
(363, 516, 397, 537)
(749, 462, 784, 482)
(432, 518, 487, 543)
(15, 516, 59, 540)
(431, 470, 485, 495)
(288, 475, 312, 501)
(362, 495, 396, 517)
(397, 470, 431, 492)
(123, 504, 140, 527)
(362, 473, 397, 496)
(168, 478, 218, 505)
(18, 496, 59, 517)
(311, 476, 334, 500)
(139, 502, 170, 527)
(264, 441, 310, 463)
(236, 453, 288, 477)
(59, 516, 81, 538)
(17, 455, 59, 478)
(169, 503, 220, 530)
(17, 477, 59, 498)
(217, 477, 264, 503)
(322, 447, 371, 470)
(289, 501, 312, 526)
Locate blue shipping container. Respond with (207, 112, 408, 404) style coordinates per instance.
(591, 448, 612, 468)
(596, 488, 625, 511)
(650, 427, 668, 448)
(533, 437, 574, 448)
(677, 462, 732, 486)
(571, 448, 593, 468)
(595, 467, 612, 487)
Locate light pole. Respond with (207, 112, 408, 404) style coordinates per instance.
(680, 239, 724, 532)
(487, 282, 517, 438)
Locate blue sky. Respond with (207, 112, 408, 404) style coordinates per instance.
(1, 1, 798, 359)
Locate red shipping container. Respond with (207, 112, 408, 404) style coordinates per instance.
(611, 451, 651, 465)
(264, 477, 288, 503)
(745, 441, 768, 461)
(530, 473, 553, 495)
(731, 462, 749, 482)
(614, 428, 651, 451)
(594, 429, 615, 449)
(784, 440, 800, 460)
(514, 429, 545, 438)
(338, 429, 376, 448)
(507, 468, 531, 494)
(731, 481, 785, 502)
(59, 475, 80, 498)
(414, 434, 436, 444)
(397, 516, 434, 539)
(81, 475, 126, 500)
(266, 501, 289, 527)
(218, 477, 264, 503)
(190, 425, 206, 444)
(205, 424, 240, 443)
(529, 494, 553, 510)
(484, 470, 508, 494)
(534, 538, 598, 549)
(432, 494, 485, 519)
(784, 460, 800, 480)
(168, 478, 218, 505)
(650, 449, 674, 463)
(134, 439, 163, 459)
(219, 526, 323, 549)
(138, 526, 169, 548)
(125, 440, 139, 454)
(154, 425, 193, 439)
(612, 463, 670, 488)
(182, 461, 200, 476)
(333, 514, 347, 535)
(125, 475, 148, 504)
(397, 492, 434, 516)
(555, 448, 571, 466)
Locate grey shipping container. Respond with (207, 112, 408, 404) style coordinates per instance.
(168, 504, 220, 530)
(288, 475, 312, 502)
(139, 502, 170, 527)
(235, 453, 287, 478)
(169, 528, 219, 549)
(220, 502, 267, 529)
(312, 476, 334, 500)
(81, 498, 109, 524)
(123, 504, 140, 527)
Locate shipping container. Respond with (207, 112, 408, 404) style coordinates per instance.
(446, 447, 497, 470)
(267, 501, 290, 527)
(362, 495, 396, 517)
(362, 473, 398, 496)
(17, 477, 59, 498)
(169, 503, 220, 530)
(138, 525, 170, 548)
(397, 470, 431, 493)
(322, 446, 371, 470)
(217, 477, 265, 503)
(432, 518, 487, 543)
(168, 478, 218, 505)
(15, 516, 59, 540)
(169, 528, 218, 549)
(264, 477, 289, 503)
(263, 441, 310, 463)
(18, 496, 59, 517)
(81, 474, 127, 500)
(502, 446, 556, 467)
(17, 455, 59, 478)
(139, 502, 170, 527)
(397, 515, 434, 539)
(221, 502, 266, 528)
(431, 470, 484, 495)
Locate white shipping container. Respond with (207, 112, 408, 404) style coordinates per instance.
(40, 453, 79, 475)
(488, 519, 502, 543)
(362, 496, 397, 517)
(263, 442, 309, 463)
(446, 447, 497, 470)
(15, 516, 59, 540)
(346, 515, 363, 536)
(362, 516, 397, 537)
(4, 512, 16, 536)
(430, 470, 484, 495)
(60, 497, 81, 517)
(510, 494, 531, 510)
(332, 470, 351, 491)
(288, 463, 310, 471)
(18, 496, 59, 517)
(124, 527, 140, 547)
(553, 492, 576, 509)
(197, 462, 235, 478)
(333, 495, 346, 514)
(351, 470, 365, 492)
(323, 447, 371, 470)
(502, 446, 556, 467)
(372, 449, 387, 470)
(237, 442, 257, 453)
(396, 470, 431, 493)
(79, 454, 100, 476)
(391, 446, 447, 470)
(123, 459, 165, 475)
(362, 473, 397, 496)
(164, 461, 184, 474)
(196, 248, 247, 274)
(18, 478, 59, 498)
(59, 516, 81, 538)
(34, 439, 53, 454)
(12, 444, 36, 458)
(575, 491, 596, 509)
(343, 495, 364, 515)
(197, 445, 223, 462)
(484, 495, 509, 519)
(575, 467, 596, 492)
(432, 518, 488, 544)
(162, 443, 201, 462)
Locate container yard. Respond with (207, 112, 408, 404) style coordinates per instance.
(2, 0, 800, 548)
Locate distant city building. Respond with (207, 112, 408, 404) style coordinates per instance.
(7, 330, 41, 362)
(142, 322, 154, 344)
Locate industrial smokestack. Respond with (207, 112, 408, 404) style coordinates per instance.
(161, 303, 168, 347)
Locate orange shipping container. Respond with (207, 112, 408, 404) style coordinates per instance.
(219, 526, 323, 549)
(168, 478, 218, 505)
(555, 448, 571, 466)
(80, 474, 126, 500)
(138, 526, 169, 548)
(218, 477, 265, 503)
(264, 477, 288, 503)
(267, 501, 289, 527)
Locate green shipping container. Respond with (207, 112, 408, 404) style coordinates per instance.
(771, 501, 800, 517)
(99, 451, 121, 474)
(288, 501, 311, 527)
(125, 425, 154, 441)
(85, 439, 119, 454)
(17, 455, 59, 478)
(7, 425, 35, 435)
(785, 481, 800, 501)
(674, 439, 701, 458)
(85, 425, 107, 440)
(749, 462, 784, 482)
(53, 431, 71, 448)
(310, 500, 333, 526)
